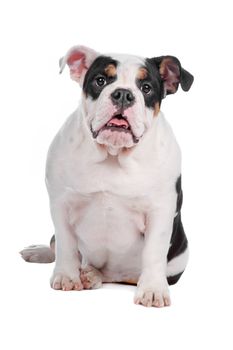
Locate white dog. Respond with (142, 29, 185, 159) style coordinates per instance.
(20, 45, 194, 307)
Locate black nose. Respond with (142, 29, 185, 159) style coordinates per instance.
(111, 88, 135, 108)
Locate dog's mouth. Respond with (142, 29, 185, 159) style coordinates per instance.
(91, 114, 139, 143)
(103, 114, 131, 132)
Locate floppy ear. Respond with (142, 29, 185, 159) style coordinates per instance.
(59, 45, 99, 86)
(150, 56, 194, 97)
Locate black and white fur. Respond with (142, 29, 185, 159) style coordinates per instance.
(20, 45, 193, 308)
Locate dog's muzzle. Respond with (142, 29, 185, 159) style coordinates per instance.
(91, 113, 139, 144)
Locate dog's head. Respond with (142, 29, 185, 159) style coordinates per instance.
(60, 46, 193, 153)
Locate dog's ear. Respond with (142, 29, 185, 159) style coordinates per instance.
(149, 56, 194, 97)
(59, 45, 99, 86)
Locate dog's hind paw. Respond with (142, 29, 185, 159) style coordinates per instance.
(20, 245, 55, 263)
(80, 266, 103, 289)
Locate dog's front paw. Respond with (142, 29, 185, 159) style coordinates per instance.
(50, 270, 83, 291)
(134, 275, 171, 308)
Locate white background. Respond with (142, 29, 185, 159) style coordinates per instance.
(0, 0, 232, 349)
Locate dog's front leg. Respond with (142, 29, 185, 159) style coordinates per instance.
(50, 200, 83, 291)
(135, 200, 175, 307)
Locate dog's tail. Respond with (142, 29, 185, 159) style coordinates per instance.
(20, 235, 55, 263)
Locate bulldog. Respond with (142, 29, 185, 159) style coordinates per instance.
(20, 45, 194, 307)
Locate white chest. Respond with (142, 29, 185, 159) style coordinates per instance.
(67, 190, 147, 280)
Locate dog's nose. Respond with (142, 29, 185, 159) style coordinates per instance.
(111, 88, 135, 108)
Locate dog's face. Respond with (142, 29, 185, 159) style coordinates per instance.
(60, 46, 193, 152)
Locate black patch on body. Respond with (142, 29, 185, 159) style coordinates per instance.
(136, 59, 163, 109)
(167, 175, 188, 270)
(50, 234, 55, 247)
(167, 271, 184, 285)
(83, 56, 118, 100)
(167, 212, 188, 262)
(175, 174, 183, 212)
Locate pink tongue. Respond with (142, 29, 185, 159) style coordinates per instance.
(107, 118, 129, 127)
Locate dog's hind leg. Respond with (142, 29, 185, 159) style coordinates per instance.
(80, 265, 103, 289)
(20, 235, 55, 263)
(166, 247, 189, 285)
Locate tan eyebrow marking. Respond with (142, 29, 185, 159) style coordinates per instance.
(137, 67, 148, 80)
(105, 64, 117, 77)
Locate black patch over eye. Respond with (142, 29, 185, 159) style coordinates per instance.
(141, 83, 152, 94)
(136, 61, 163, 109)
(83, 56, 118, 100)
(95, 75, 106, 87)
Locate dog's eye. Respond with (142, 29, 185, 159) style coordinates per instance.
(141, 83, 152, 94)
(95, 76, 106, 87)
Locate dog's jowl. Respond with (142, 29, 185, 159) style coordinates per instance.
(20, 45, 194, 307)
